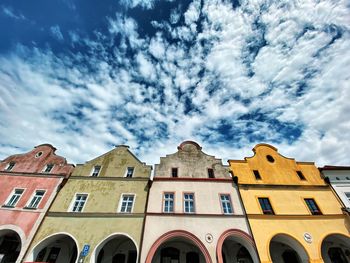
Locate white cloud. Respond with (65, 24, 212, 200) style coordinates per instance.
(50, 25, 64, 41)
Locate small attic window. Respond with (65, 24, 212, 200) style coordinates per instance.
(346, 177, 350, 180)
(266, 155, 275, 163)
(296, 171, 306, 180)
(171, 168, 178, 178)
(336, 177, 340, 180)
(253, 170, 262, 180)
(35, 152, 43, 158)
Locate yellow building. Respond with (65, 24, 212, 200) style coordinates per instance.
(229, 144, 350, 263)
(23, 145, 152, 263)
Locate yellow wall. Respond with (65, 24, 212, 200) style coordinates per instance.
(229, 144, 350, 263)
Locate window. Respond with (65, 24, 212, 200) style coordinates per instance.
(208, 168, 215, 178)
(345, 193, 350, 202)
(27, 190, 45, 209)
(266, 155, 275, 163)
(184, 193, 195, 213)
(304, 198, 322, 215)
(91, 165, 101, 177)
(296, 171, 306, 180)
(35, 151, 43, 158)
(258, 197, 274, 214)
(171, 168, 178, 178)
(71, 194, 88, 212)
(5, 189, 24, 207)
(163, 193, 174, 213)
(253, 170, 261, 180)
(220, 194, 233, 214)
(5, 162, 15, 171)
(43, 164, 54, 173)
(119, 194, 135, 213)
(126, 167, 134, 178)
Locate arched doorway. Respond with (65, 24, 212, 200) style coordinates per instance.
(217, 229, 259, 263)
(321, 234, 350, 263)
(0, 229, 21, 263)
(269, 234, 309, 263)
(31, 233, 78, 263)
(145, 230, 212, 263)
(93, 234, 138, 263)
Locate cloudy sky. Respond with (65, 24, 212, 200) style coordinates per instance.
(0, 0, 349, 167)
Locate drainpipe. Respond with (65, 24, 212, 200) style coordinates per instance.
(233, 175, 262, 263)
(138, 176, 153, 263)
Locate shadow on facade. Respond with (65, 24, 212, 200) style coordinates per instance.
(0, 229, 21, 263)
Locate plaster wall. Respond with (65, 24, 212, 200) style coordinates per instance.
(322, 169, 350, 208)
(229, 144, 325, 186)
(0, 144, 74, 175)
(239, 187, 343, 215)
(24, 216, 144, 262)
(72, 145, 151, 179)
(148, 180, 243, 215)
(140, 215, 250, 263)
(249, 217, 350, 263)
(49, 178, 149, 213)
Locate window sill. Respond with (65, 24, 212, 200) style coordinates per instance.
(1, 204, 14, 208)
(23, 206, 37, 210)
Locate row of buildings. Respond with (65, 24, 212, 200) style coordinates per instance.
(0, 141, 349, 263)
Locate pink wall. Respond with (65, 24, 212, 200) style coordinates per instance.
(0, 144, 74, 176)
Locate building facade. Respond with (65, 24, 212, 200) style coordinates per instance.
(140, 141, 259, 263)
(0, 144, 74, 263)
(23, 145, 152, 263)
(229, 144, 350, 263)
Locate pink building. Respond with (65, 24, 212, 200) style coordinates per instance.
(0, 144, 74, 263)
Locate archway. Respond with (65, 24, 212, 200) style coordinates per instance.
(321, 234, 350, 263)
(217, 229, 259, 263)
(0, 229, 21, 263)
(93, 234, 138, 263)
(30, 233, 78, 263)
(269, 234, 309, 263)
(145, 230, 212, 263)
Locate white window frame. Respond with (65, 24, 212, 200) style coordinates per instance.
(26, 189, 46, 209)
(5, 162, 16, 171)
(69, 193, 89, 212)
(124, 167, 135, 178)
(4, 188, 25, 207)
(163, 192, 174, 213)
(344, 192, 350, 203)
(90, 165, 101, 177)
(118, 193, 136, 213)
(183, 193, 195, 213)
(220, 194, 233, 214)
(42, 164, 54, 173)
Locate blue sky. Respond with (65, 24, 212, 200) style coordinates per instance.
(0, 0, 349, 166)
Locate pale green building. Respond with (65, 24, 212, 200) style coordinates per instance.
(23, 145, 152, 263)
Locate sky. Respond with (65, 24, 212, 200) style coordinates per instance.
(0, 0, 349, 167)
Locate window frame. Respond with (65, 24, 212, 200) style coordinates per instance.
(253, 170, 262, 180)
(171, 168, 178, 178)
(296, 170, 306, 180)
(4, 188, 25, 208)
(69, 193, 89, 212)
(162, 192, 175, 213)
(258, 197, 274, 215)
(304, 198, 322, 215)
(118, 193, 136, 213)
(219, 193, 234, 215)
(207, 168, 215, 178)
(90, 165, 101, 177)
(183, 192, 195, 214)
(125, 167, 135, 178)
(5, 162, 16, 171)
(25, 189, 46, 209)
(42, 164, 54, 173)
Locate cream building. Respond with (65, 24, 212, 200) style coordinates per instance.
(140, 141, 259, 263)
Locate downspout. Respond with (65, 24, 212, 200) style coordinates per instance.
(232, 175, 262, 263)
(138, 174, 153, 263)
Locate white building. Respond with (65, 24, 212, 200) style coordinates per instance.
(140, 141, 259, 263)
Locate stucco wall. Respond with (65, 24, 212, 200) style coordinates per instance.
(50, 178, 149, 213)
(155, 141, 230, 179)
(24, 216, 144, 262)
(72, 145, 151, 179)
(239, 187, 343, 215)
(140, 215, 251, 263)
(148, 180, 243, 215)
(230, 144, 325, 186)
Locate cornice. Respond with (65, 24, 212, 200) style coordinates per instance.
(47, 212, 145, 218)
(153, 177, 233, 183)
(146, 212, 245, 218)
(247, 214, 345, 219)
(238, 184, 329, 190)
(69, 176, 150, 181)
(0, 171, 66, 179)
